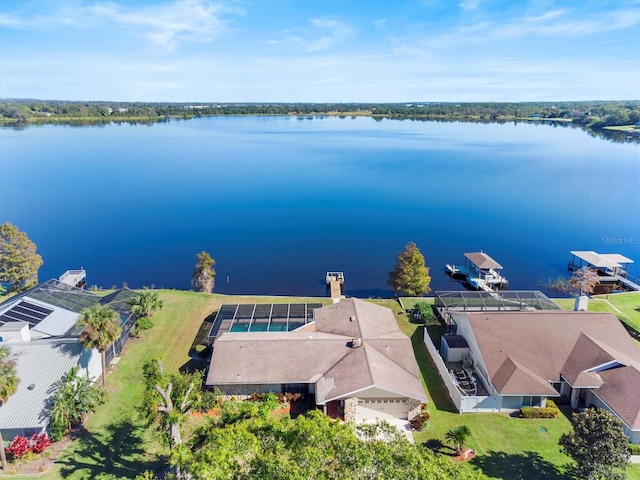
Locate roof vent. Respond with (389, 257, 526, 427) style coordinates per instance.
(28, 384, 36, 390)
(349, 316, 355, 322)
(351, 338, 362, 348)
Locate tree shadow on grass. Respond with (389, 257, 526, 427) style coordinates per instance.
(56, 418, 163, 479)
(470, 450, 569, 480)
(422, 438, 456, 456)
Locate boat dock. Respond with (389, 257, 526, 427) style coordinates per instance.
(326, 272, 345, 300)
(446, 252, 508, 292)
(569, 251, 639, 292)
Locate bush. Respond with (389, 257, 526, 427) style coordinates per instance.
(197, 390, 220, 412)
(136, 317, 154, 331)
(629, 443, 640, 455)
(5, 435, 30, 459)
(520, 405, 559, 419)
(413, 302, 434, 323)
(30, 433, 51, 454)
(50, 419, 67, 442)
(410, 410, 430, 431)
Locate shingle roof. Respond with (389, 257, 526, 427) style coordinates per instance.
(0, 340, 83, 430)
(465, 311, 640, 429)
(596, 366, 640, 430)
(207, 298, 427, 404)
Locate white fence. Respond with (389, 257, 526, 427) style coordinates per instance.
(423, 329, 501, 413)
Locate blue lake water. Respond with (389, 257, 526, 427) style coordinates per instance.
(1, 116, 638, 297)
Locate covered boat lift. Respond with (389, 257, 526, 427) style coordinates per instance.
(568, 251, 639, 292)
(446, 252, 508, 292)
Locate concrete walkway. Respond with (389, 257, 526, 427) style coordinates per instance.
(631, 455, 640, 464)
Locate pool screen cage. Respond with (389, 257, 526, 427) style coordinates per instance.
(434, 290, 560, 326)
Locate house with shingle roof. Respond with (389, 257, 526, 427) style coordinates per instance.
(432, 310, 640, 443)
(206, 298, 427, 421)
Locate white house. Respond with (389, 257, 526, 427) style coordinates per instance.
(0, 275, 137, 441)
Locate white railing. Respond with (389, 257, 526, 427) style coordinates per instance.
(423, 329, 501, 413)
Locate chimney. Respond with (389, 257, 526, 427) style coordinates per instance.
(574, 295, 589, 312)
(351, 338, 362, 348)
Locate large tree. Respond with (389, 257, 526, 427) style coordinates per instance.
(0, 222, 43, 292)
(559, 408, 630, 480)
(192, 251, 216, 293)
(0, 346, 19, 469)
(387, 241, 431, 296)
(78, 304, 122, 387)
(173, 408, 484, 479)
(129, 289, 164, 318)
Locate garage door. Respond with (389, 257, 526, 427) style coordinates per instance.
(355, 399, 408, 420)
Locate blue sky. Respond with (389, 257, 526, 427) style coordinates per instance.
(1, 0, 639, 102)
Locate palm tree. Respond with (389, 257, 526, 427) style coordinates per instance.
(445, 425, 472, 455)
(0, 346, 19, 469)
(129, 290, 164, 318)
(78, 304, 122, 387)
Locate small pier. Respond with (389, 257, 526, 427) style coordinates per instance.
(569, 251, 639, 292)
(446, 252, 508, 292)
(326, 272, 345, 300)
(59, 269, 87, 288)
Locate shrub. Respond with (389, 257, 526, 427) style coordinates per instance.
(629, 443, 640, 455)
(520, 406, 559, 419)
(136, 317, 154, 331)
(413, 302, 434, 323)
(410, 411, 430, 431)
(30, 433, 51, 454)
(6, 435, 31, 459)
(50, 419, 67, 442)
(197, 390, 220, 412)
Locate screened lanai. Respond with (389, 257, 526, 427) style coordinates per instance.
(207, 303, 324, 344)
(434, 290, 560, 326)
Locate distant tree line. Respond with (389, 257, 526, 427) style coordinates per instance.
(1, 99, 639, 131)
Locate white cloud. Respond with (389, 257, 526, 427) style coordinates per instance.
(495, 7, 640, 38)
(88, 0, 236, 50)
(305, 17, 353, 52)
(1, 1, 240, 51)
(459, 0, 480, 11)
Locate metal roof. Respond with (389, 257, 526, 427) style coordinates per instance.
(570, 251, 634, 269)
(0, 340, 84, 430)
(464, 252, 502, 270)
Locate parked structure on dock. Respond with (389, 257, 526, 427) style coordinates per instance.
(445, 252, 508, 292)
(568, 251, 639, 292)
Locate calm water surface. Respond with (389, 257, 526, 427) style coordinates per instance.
(1, 116, 638, 297)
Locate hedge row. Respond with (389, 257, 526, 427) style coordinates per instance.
(519, 400, 560, 419)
